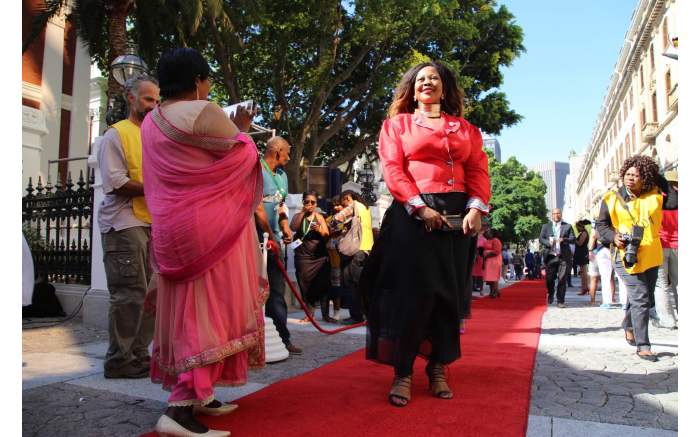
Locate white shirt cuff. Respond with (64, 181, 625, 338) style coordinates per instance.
(404, 195, 426, 216)
(466, 197, 489, 214)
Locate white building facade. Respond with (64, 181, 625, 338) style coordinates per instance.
(562, 152, 584, 223)
(574, 0, 677, 219)
(482, 135, 502, 162)
(22, 1, 96, 192)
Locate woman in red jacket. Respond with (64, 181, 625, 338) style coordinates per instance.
(361, 61, 490, 407)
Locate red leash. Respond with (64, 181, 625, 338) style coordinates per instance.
(267, 242, 367, 335)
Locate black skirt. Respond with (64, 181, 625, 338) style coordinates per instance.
(359, 196, 477, 374)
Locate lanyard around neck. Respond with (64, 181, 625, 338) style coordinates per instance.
(301, 215, 316, 238)
(261, 158, 287, 198)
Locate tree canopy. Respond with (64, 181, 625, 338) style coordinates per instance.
(486, 151, 548, 245)
(27, 0, 526, 192)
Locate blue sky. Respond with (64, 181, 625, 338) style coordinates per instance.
(494, 0, 638, 167)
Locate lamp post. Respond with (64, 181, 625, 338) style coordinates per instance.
(104, 48, 149, 125)
(357, 162, 377, 205)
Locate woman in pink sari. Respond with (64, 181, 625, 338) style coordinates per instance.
(141, 48, 266, 437)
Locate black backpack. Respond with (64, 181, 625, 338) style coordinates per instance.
(22, 281, 66, 318)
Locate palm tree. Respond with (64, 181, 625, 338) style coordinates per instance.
(23, 0, 135, 107)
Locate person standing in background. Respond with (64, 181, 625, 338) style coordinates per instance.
(653, 170, 678, 329)
(254, 137, 303, 355)
(574, 221, 590, 296)
(98, 75, 159, 379)
(539, 208, 576, 308)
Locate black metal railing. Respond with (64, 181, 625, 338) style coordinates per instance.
(22, 170, 94, 284)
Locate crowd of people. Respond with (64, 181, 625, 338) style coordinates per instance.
(534, 157, 679, 364)
(92, 45, 678, 436)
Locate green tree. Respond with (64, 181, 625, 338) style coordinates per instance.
(27, 1, 526, 192)
(136, 0, 525, 191)
(486, 151, 548, 246)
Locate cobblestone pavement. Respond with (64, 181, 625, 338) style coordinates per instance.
(22, 310, 365, 437)
(22, 279, 678, 436)
(529, 277, 678, 433)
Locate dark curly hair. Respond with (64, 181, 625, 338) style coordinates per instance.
(618, 155, 659, 194)
(388, 61, 464, 118)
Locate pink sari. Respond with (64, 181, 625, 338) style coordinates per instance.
(141, 105, 266, 405)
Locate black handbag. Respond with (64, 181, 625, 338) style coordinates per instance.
(419, 192, 469, 232)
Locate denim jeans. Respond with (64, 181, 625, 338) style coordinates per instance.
(653, 248, 678, 327)
(614, 254, 659, 351)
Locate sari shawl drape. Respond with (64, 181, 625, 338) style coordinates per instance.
(141, 106, 263, 281)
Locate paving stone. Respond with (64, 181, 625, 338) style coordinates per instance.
(529, 279, 677, 431)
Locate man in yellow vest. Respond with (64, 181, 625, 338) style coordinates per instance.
(97, 75, 160, 378)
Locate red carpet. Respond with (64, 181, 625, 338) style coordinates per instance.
(143, 280, 546, 437)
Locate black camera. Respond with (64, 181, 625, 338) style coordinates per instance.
(620, 225, 644, 268)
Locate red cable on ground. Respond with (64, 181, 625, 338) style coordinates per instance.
(267, 242, 367, 335)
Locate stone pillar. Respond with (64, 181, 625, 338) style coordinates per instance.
(67, 39, 92, 178)
(40, 14, 66, 180)
(83, 137, 110, 329)
(22, 106, 48, 193)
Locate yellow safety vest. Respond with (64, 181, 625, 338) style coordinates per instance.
(602, 189, 662, 274)
(112, 119, 152, 224)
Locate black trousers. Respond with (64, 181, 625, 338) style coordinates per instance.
(265, 252, 291, 345)
(545, 256, 569, 303)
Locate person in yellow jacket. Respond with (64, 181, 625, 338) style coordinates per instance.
(596, 155, 664, 362)
(330, 190, 375, 324)
(97, 75, 159, 378)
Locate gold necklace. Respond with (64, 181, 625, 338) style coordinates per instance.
(416, 102, 441, 118)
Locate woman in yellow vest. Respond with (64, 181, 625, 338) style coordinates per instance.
(596, 155, 663, 362)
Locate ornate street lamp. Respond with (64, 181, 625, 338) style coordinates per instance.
(357, 162, 377, 205)
(105, 48, 149, 125)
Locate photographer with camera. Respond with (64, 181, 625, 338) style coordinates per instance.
(596, 155, 664, 362)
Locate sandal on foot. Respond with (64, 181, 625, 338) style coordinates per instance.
(426, 362, 453, 399)
(624, 330, 636, 346)
(636, 351, 658, 362)
(388, 375, 412, 407)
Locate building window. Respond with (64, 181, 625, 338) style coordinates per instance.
(663, 19, 669, 50)
(652, 92, 658, 122)
(624, 97, 628, 119)
(640, 65, 645, 89)
(631, 124, 636, 150)
(625, 134, 630, 158)
(650, 43, 655, 70)
(665, 69, 672, 107)
(629, 89, 634, 108)
(641, 107, 646, 126)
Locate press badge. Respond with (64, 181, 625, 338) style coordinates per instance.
(290, 239, 303, 250)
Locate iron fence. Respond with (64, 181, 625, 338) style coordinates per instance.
(22, 170, 94, 284)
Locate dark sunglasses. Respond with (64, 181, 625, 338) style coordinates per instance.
(303, 199, 316, 205)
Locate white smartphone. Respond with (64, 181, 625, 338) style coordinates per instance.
(222, 100, 257, 118)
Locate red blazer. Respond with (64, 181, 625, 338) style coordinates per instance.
(378, 112, 491, 215)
